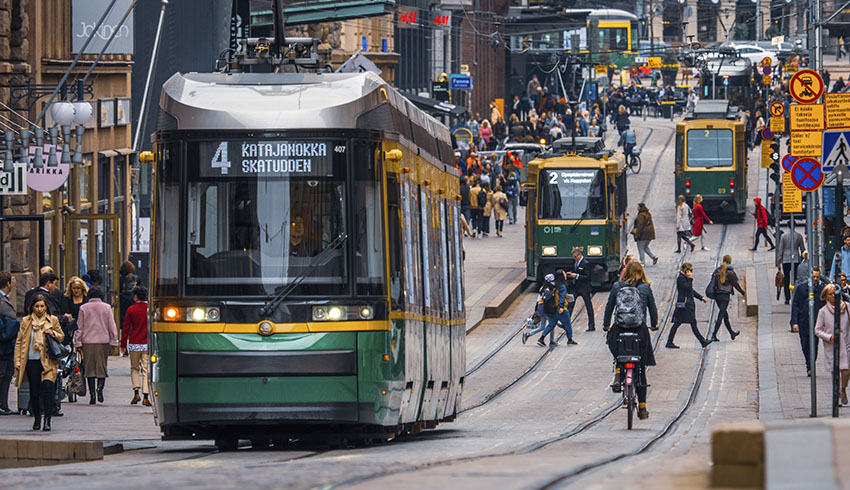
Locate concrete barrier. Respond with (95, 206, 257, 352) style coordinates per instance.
(711, 420, 765, 488)
(483, 272, 528, 321)
(744, 267, 758, 317)
(0, 439, 103, 469)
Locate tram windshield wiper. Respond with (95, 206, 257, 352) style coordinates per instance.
(570, 209, 590, 232)
(258, 234, 348, 317)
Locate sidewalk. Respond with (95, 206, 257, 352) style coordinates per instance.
(462, 205, 528, 333)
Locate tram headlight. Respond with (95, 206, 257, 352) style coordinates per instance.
(587, 246, 603, 256)
(359, 306, 374, 320)
(191, 308, 206, 321)
(327, 306, 343, 320)
(542, 246, 557, 256)
(312, 305, 376, 321)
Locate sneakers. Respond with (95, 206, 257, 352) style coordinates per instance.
(748, 247, 757, 251)
(549, 340, 560, 347)
(702, 247, 710, 251)
(689, 241, 696, 252)
(638, 407, 649, 420)
(536, 339, 546, 347)
(665, 343, 679, 349)
(586, 327, 596, 332)
(522, 332, 529, 344)
(567, 339, 578, 345)
(652, 256, 659, 265)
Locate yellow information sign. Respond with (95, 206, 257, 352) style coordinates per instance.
(790, 130, 823, 156)
(770, 117, 786, 133)
(790, 103, 825, 131)
(825, 93, 850, 129)
(596, 64, 608, 74)
(761, 140, 773, 169)
(648, 56, 662, 69)
(782, 174, 803, 213)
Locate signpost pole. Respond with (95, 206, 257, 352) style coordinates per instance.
(809, 189, 818, 417)
(834, 171, 843, 418)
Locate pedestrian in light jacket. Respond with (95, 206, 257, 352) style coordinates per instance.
(631, 203, 658, 266)
(75, 287, 118, 405)
(776, 223, 806, 304)
(675, 195, 696, 253)
(815, 284, 850, 405)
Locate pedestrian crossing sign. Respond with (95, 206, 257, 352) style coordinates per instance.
(822, 130, 850, 172)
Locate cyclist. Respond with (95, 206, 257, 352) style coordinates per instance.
(619, 128, 637, 166)
(603, 261, 658, 420)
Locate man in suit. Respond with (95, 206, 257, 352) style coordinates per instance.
(0, 271, 18, 415)
(791, 267, 825, 376)
(776, 223, 805, 304)
(567, 248, 596, 332)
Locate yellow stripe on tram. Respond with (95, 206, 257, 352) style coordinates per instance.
(151, 320, 392, 333)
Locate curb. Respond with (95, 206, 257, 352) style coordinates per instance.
(0, 438, 104, 469)
(466, 272, 529, 335)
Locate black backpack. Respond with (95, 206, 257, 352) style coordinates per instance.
(477, 189, 488, 208)
(542, 286, 557, 315)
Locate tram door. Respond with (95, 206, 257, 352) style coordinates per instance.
(65, 214, 121, 321)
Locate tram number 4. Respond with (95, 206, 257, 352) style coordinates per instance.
(211, 142, 231, 175)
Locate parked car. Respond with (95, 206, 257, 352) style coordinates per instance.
(725, 42, 779, 66)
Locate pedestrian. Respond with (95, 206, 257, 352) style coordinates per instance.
(460, 176, 472, 234)
(537, 269, 576, 346)
(13, 295, 64, 431)
(776, 223, 806, 304)
(830, 235, 850, 281)
(815, 284, 850, 405)
(631, 203, 659, 265)
(675, 195, 696, 253)
(791, 267, 825, 376)
(74, 286, 118, 405)
(119, 274, 136, 332)
(469, 180, 484, 237)
(666, 262, 712, 349)
(119, 260, 136, 292)
(522, 274, 557, 345)
(504, 171, 519, 224)
(60, 276, 88, 323)
(615, 105, 631, 135)
(797, 251, 811, 284)
(121, 286, 151, 406)
(481, 183, 493, 237)
(754, 111, 766, 145)
(620, 254, 635, 278)
(603, 261, 658, 420)
(692, 195, 713, 251)
(709, 255, 746, 341)
(479, 119, 492, 150)
(0, 271, 18, 415)
(567, 248, 596, 332)
(749, 197, 775, 251)
(492, 185, 508, 237)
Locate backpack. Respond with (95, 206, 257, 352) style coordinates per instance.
(477, 189, 488, 208)
(541, 287, 557, 315)
(705, 273, 717, 300)
(614, 284, 645, 327)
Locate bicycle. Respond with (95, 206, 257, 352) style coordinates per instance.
(625, 147, 641, 174)
(614, 331, 642, 429)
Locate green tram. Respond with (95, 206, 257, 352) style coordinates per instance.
(148, 71, 465, 447)
(675, 100, 748, 220)
(525, 137, 628, 286)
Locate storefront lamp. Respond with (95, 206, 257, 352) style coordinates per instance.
(50, 101, 77, 126)
(72, 101, 93, 125)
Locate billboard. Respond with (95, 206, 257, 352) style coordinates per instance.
(72, 0, 134, 54)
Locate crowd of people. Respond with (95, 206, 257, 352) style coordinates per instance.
(0, 262, 149, 431)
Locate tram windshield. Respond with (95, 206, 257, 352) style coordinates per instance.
(538, 169, 606, 220)
(686, 129, 734, 168)
(182, 140, 350, 296)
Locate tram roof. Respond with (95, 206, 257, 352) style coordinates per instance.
(157, 71, 450, 145)
(684, 100, 739, 120)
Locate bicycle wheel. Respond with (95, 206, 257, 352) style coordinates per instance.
(632, 155, 641, 174)
(626, 383, 635, 430)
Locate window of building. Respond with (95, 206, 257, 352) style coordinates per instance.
(662, 3, 683, 43)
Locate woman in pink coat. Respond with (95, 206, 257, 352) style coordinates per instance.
(74, 286, 118, 405)
(815, 284, 850, 405)
(692, 195, 713, 251)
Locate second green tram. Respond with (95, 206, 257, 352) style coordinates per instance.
(675, 100, 748, 220)
(525, 137, 628, 286)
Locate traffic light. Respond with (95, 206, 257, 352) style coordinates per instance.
(770, 161, 780, 183)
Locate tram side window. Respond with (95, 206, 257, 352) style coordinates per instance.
(354, 142, 386, 296)
(401, 179, 419, 307)
(154, 143, 179, 297)
(387, 174, 403, 309)
(615, 173, 627, 217)
(597, 27, 628, 52)
(686, 129, 734, 168)
(451, 206, 464, 313)
(439, 201, 450, 314)
(420, 189, 432, 310)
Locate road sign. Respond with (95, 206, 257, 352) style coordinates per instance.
(825, 93, 850, 129)
(761, 140, 773, 168)
(790, 157, 825, 192)
(789, 69, 825, 104)
(460, 64, 469, 73)
(791, 130, 823, 156)
(648, 57, 662, 69)
(763, 66, 772, 76)
(782, 154, 799, 172)
(790, 103, 825, 131)
(0, 162, 26, 195)
(822, 130, 850, 172)
(762, 128, 774, 141)
(770, 102, 785, 117)
(762, 57, 772, 66)
(783, 174, 803, 213)
(762, 75, 772, 86)
(449, 74, 472, 89)
(770, 117, 786, 133)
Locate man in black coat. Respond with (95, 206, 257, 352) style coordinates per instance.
(0, 271, 18, 415)
(791, 267, 825, 376)
(567, 248, 596, 331)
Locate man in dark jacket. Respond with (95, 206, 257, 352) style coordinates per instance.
(568, 248, 596, 331)
(0, 271, 18, 415)
(459, 176, 471, 227)
(791, 267, 825, 376)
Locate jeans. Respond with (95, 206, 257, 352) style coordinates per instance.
(495, 219, 504, 233)
(799, 320, 819, 371)
(526, 314, 555, 342)
(568, 291, 595, 329)
(635, 240, 657, 264)
(0, 357, 12, 410)
(698, 234, 706, 249)
(481, 214, 491, 234)
(782, 262, 799, 303)
(461, 206, 471, 227)
(753, 227, 775, 249)
(712, 293, 734, 338)
(541, 309, 573, 340)
(508, 196, 519, 223)
(25, 359, 54, 419)
(471, 209, 483, 233)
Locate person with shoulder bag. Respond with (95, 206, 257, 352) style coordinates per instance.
(708, 255, 746, 341)
(666, 263, 711, 349)
(75, 286, 118, 405)
(814, 284, 850, 405)
(13, 295, 64, 431)
(0, 271, 18, 415)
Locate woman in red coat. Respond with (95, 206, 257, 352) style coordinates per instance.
(692, 195, 713, 251)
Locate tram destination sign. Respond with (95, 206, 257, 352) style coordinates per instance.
(199, 141, 337, 178)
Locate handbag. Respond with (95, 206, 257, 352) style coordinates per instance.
(705, 274, 717, 300)
(45, 333, 71, 361)
(775, 270, 784, 301)
(675, 301, 687, 309)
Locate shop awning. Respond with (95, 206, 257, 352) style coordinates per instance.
(402, 93, 467, 118)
